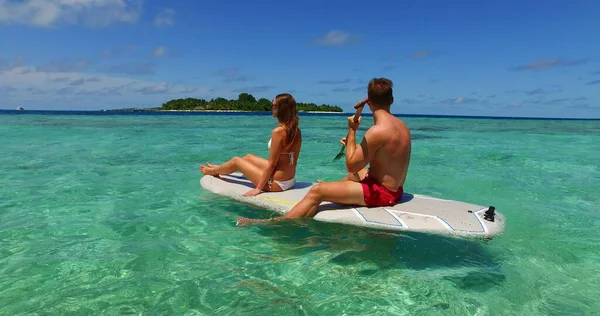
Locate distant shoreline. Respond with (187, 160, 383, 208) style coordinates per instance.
(162, 110, 341, 114)
(109, 109, 342, 114)
(156, 94, 344, 113)
(1, 109, 598, 120)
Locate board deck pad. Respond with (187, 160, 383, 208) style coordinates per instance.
(200, 173, 506, 238)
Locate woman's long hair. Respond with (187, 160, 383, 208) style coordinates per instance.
(274, 93, 299, 145)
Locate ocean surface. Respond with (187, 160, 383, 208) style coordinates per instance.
(1, 111, 599, 315)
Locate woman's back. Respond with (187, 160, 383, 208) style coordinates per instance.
(271, 127, 302, 181)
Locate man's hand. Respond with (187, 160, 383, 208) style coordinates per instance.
(340, 137, 347, 146)
(348, 115, 361, 130)
(243, 188, 261, 197)
(354, 97, 369, 109)
(348, 97, 367, 130)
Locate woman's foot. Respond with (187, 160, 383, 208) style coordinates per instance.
(203, 162, 221, 177)
(200, 162, 219, 176)
(199, 164, 213, 175)
(206, 162, 220, 168)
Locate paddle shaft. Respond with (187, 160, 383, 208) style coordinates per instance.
(333, 103, 365, 161)
(347, 103, 365, 136)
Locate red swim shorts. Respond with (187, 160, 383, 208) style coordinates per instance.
(359, 176, 404, 207)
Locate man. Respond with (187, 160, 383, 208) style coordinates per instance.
(236, 77, 411, 226)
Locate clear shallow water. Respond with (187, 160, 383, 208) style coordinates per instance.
(1, 113, 599, 315)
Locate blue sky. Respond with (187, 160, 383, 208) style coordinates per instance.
(0, 0, 598, 118)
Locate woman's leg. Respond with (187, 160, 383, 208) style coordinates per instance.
(204, 154, 267, 170)
(200, 156, 279, 191)
(241, 154, 268, 170)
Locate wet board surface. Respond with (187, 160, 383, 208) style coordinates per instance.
(200, 173, 506, 239)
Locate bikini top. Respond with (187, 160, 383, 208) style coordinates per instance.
(268, 138, 295, 165)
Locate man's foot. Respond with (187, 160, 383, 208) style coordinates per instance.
(236, 216, 259, 226)
(236, 216, 284, 226)
(317, 179, 324, 183)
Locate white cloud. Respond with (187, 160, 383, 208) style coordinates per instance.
(0, 66, 214, 109)
(152, 46, 167, 57)
(311, 30, 352, 46)
(214, 67, 249, 83)
(153, 8, 174, 26)
(0, 56, 26, 71)
(509, 58, 587, 71)
(1, 66, 135, 91)
(0, 0, 142, 28)
(411, 50, 431, 59)
(36, 58, 91, 72)
(101, 44, 137, 58)
(136, 82, 169, 94)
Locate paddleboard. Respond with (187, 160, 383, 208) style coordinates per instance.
(200, 173, 506, 239)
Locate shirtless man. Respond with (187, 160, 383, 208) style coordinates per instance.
(236, 77, 411, 225)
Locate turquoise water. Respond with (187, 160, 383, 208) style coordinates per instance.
(1, 113, 599, 315)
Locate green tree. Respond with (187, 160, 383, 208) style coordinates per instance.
(238, 93, 256, 103)
(158, 95, 343, 112)
(257, 98, 272, 111)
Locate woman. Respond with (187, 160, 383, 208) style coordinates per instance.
(200, 93, 302, 197)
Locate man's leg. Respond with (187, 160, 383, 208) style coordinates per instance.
(236, 180, 366, 226)
(284, 180, 366, 218)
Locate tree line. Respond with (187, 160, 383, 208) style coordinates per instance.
(160, 93, 343, 112)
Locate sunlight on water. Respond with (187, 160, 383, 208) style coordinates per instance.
(0, 113, 599, 315)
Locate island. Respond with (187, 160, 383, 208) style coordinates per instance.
(112, 93, 343, 113)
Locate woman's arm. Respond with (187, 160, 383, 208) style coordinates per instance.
(244, 127, 284, 196)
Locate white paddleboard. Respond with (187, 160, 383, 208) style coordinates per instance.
(200, 173, 506, 239)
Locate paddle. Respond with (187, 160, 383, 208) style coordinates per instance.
(332, 100, 367, 162)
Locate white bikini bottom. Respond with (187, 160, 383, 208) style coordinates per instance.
(268, 177, 296, 191)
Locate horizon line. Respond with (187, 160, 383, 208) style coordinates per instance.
(1, 109, 598, 121)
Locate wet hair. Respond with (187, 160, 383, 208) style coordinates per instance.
(367, 77, 394, 107)
(274, 93, 300, 144)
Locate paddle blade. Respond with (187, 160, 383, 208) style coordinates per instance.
(332, 146, 345, 161)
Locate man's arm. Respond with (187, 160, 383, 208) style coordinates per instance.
(346, 127, 380, 173)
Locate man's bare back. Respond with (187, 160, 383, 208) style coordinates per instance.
(362, 111, 411, 192)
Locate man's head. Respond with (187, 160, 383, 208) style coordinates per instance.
(367, 77, 394, 110)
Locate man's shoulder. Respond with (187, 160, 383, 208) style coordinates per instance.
(387, 115, 409, 131)
(388, 114, 407, 125)
(366, 123, 386, 134)
(364, 124, 388, 144)
(371, 116, 402, 131)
